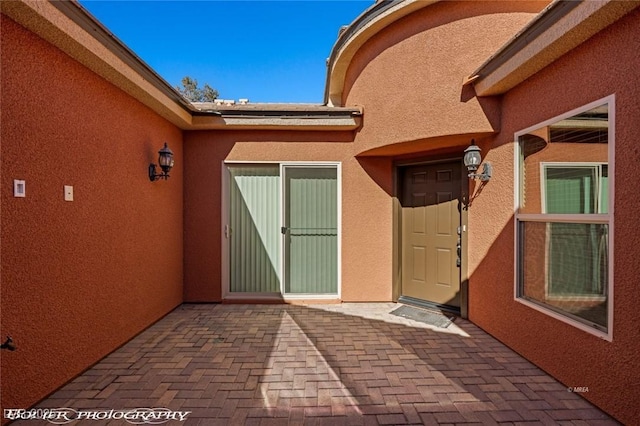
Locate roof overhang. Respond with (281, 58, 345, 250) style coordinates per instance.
(191, 103, 363, 131)
(468, 0, 640, 97)
(0, 0, 196, 128)
(324, 0, 439, 107)
(1, 0, 362, 132)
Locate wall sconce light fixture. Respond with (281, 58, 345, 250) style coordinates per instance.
(149, 143, 174, 182)
(1, 336, 16, 351)
(463, 139, 492, 181)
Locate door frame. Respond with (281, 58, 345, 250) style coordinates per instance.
(393, 157, 469, 318)
(221, 161, 342, 301)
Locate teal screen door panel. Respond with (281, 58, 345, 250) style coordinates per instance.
(284, 167, 338, 294)
(229, 165, 281, 293)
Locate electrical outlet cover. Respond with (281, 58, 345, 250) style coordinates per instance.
(64, 185, 74, 201)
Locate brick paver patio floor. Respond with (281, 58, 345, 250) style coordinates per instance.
(26, 303, 617, 425)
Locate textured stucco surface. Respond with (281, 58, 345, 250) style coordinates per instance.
(474, 0, 640, 96)
(468, 8, 640, 424)
(0, 0, 194, 129)
(337, 1, 639, 422)
(181, 1, 550, 330)
(183, 130, 395, 303)
(343, 1, 548, 156)
(1, 16, 183, 411)
(4, 1, 639, 424)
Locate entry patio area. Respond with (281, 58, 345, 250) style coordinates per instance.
(27, 303, 616, 425)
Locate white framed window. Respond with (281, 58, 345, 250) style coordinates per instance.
(514, 96, 614, 340)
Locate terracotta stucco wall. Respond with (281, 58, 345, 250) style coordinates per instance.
(183, 131, 398, 303)
(343, 0, 549, 156)
(1, 16, 183, 412)
(182, 2, 548, 305)
(468, 8, 640, 424)
(334, 1, 547, 313)
(331, 1, 548, 315)
(335, 0, 638, 422)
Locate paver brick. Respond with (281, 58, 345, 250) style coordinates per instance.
(18, 303, 618, 425)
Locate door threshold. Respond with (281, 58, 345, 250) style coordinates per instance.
(398, 295, 460, 316)
(223, 295, 341, 305)
(223, 295, 285, 304)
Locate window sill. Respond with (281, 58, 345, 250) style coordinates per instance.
(515, 296, 612, 341)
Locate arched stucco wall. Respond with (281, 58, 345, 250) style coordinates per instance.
(467, 7, 640, 424)
(1, 16, 183, 412)
(343, 0, 549, 156)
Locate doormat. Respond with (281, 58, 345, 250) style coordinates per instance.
(390, 305, 455, 328)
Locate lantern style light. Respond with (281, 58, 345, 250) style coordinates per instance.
(149, 143, 174, 181)
(463, 139, 492, 181)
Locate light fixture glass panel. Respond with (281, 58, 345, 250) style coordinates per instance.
(159, 153, 172, 167)
(464, 150, 481, 169)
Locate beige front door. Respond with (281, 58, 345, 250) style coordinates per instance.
(400, 161, 462, 309)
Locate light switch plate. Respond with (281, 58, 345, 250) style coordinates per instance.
(64, 185, 74, 201)
(14, 180, 26, 197)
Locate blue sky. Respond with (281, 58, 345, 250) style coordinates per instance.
(79, 1, 370, 103)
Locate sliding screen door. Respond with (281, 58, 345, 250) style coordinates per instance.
(228, 165, 281, 293)
(283, 166, 338, 295)
(226, 164, 339, 297)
